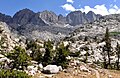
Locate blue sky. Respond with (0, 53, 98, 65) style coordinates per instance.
(0, 0, 120, 16)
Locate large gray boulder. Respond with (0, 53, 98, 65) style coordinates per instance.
(43, 65, 60, 74)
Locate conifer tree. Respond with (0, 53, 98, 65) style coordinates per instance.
(54, 43, 70, 68)
(103, 27, 112, 68)
(7, 46, 31, 70)
(116, 42, 120, 69)
(26, 40, 43, 63)
(42, 40, 53, 66)
(102, 47, 107, 68)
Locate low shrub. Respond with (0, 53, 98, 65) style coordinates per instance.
(0, 69, 31, 78)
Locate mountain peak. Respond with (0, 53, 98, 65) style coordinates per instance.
(38, 10, 58, 24)
(66, 11, 102, 26)
(12, 8, 35, 25)
(87, 11, 95, 15)
(14, 8, 34, 15)
(12, 8, 47, 26)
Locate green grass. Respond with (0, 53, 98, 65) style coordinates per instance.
(110, 32, 120, 36)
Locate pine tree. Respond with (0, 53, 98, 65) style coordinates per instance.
(103, 27, 112, 68)
(102, 46, 107, 69)
(42, 40, 53, 66)
(7, 46, 31, 70)
(54, 43, 70, 68)
(26, 40, 43, 63)
(116, 42, 120, 69)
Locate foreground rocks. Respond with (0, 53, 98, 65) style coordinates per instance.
(43, 65, 62, 74)
(80, 65, 90, 72)
(25, 64, 62, 76)
(32, 60, 120, 78)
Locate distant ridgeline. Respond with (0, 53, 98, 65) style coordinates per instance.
(0, 8, 101, 26)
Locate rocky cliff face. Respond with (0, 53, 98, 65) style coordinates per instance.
(66, 11, 101, 26)
(86, 11, 101, 23)
(66, 11, 88, 26)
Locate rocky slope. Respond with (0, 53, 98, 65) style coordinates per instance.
(0, 22, 26, 53)
(63, 14, 120, 67)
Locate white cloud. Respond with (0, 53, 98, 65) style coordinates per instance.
(109, 5, 120, 14)
(78, 4, 120, 16)
(61, 4, 75, 11)
(67, 0, 74, 3)
(113, 5, 119, 9)
(75, 4, 109, 15)
(61, 3, 120, 16)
